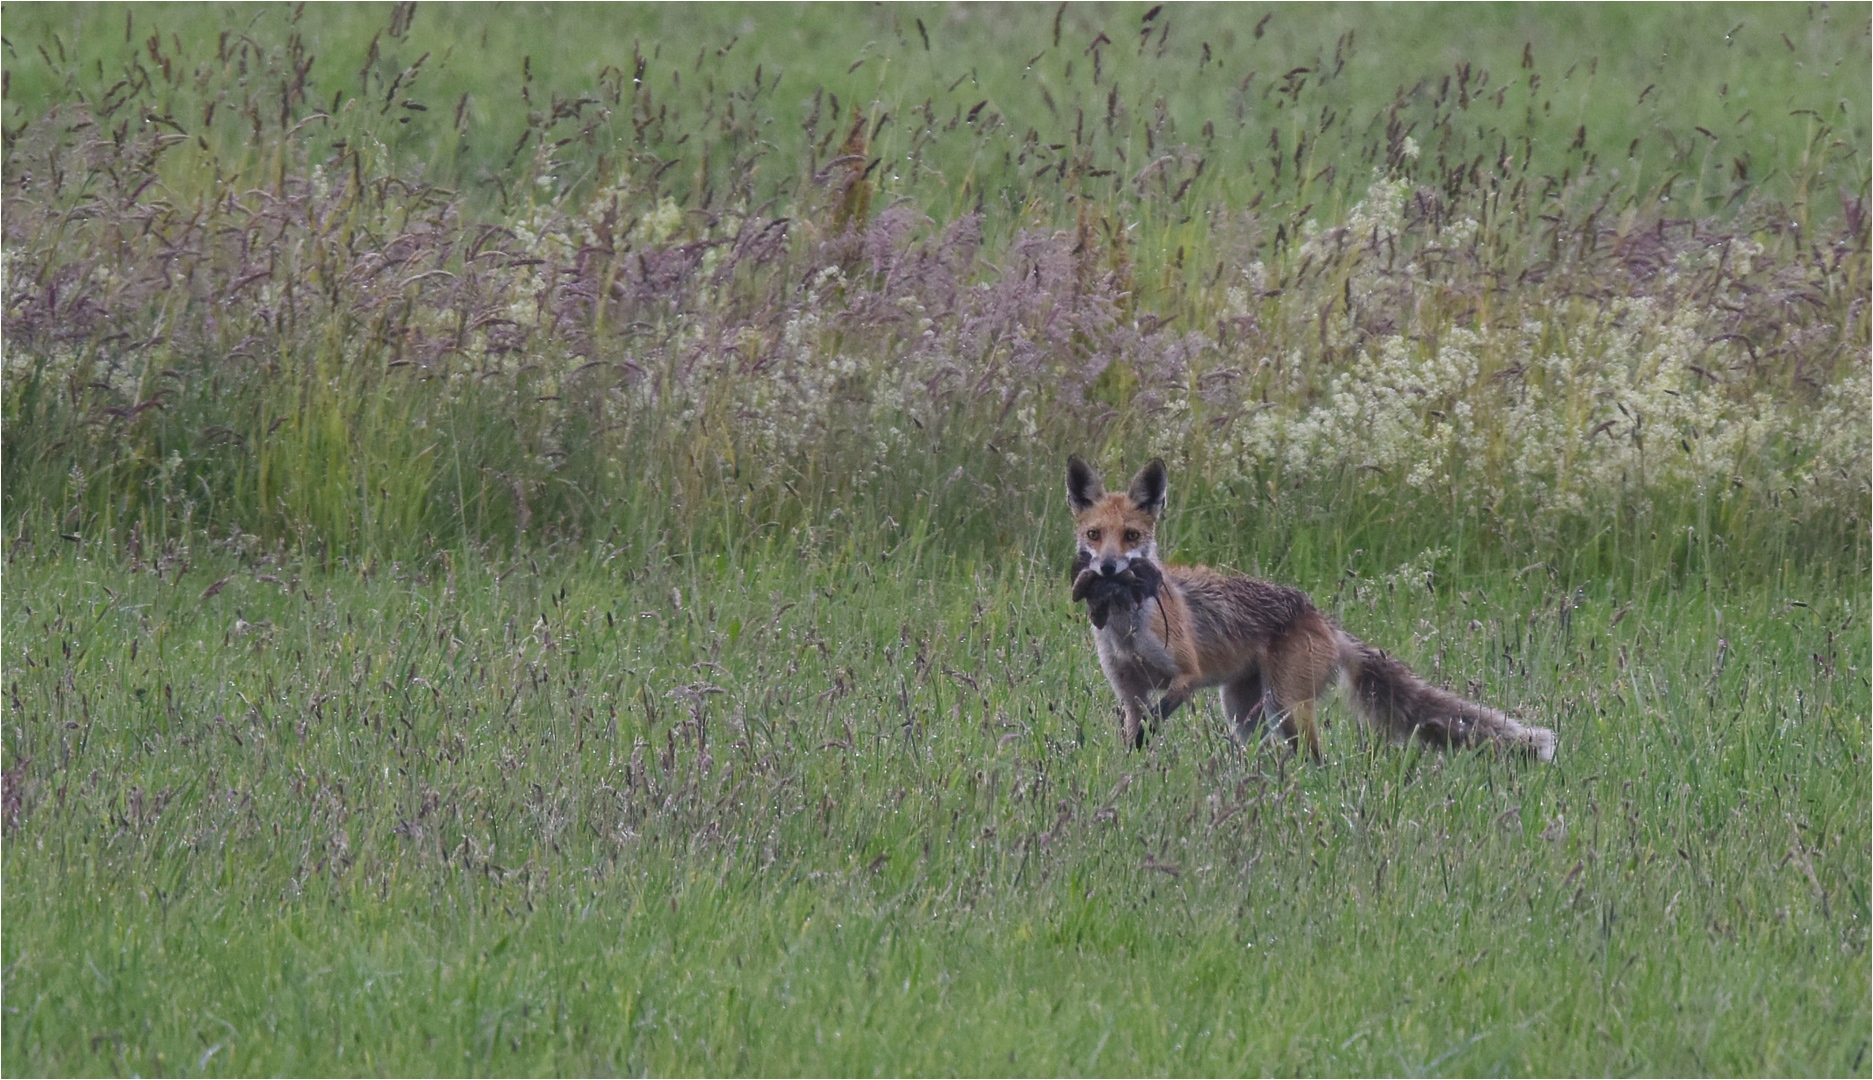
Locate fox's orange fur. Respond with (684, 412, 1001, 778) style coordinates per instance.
(1067, 457, 1557, 762)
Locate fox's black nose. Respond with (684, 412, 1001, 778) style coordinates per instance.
(1099, 558, 1121, 576)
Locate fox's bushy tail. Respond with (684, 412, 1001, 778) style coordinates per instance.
(1337, 632, 1557, 762)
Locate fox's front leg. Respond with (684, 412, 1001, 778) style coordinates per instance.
(1099, 652, 1163, 750)
(1145, 590, 1200, 726)
(1120, 695, 1151, 750)
(1152, 615, 1203, 724)
(1154, 673, 1199, 724)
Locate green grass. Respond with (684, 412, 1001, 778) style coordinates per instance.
(2, 4, 1868, 1074)
(7, 2, 1864, 221)
(4, 525, 1866, 1074)
(4, 2, 1865, 566)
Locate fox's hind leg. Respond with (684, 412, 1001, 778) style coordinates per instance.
(1225, 676, 1318, 761)
(1221, 672, 1273, 744)
(1266, 617, 1337, 762)
(1279, 699, 1323, 763)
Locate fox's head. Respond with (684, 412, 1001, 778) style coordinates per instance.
(1066, 456, 1167, 578)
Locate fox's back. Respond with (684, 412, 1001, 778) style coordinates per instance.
(1164, 564, 1322, 653)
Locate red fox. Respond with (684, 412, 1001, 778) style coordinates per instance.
(1067, 457, 1557, 762)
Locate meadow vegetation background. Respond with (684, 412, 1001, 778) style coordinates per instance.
(3, 3, 1868, 1074)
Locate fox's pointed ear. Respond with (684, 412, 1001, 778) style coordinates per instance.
(1066, 456, 1104, 513)
(1128, 458, 1168, 516)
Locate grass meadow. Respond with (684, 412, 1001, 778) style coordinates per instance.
(3, 3, 1869, 1075)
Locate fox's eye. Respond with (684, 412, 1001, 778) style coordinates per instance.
(1123, 529, 1141, 544)
(1085, 528, 1102, 542)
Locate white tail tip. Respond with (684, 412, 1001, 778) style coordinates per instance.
(1526, 725, 1558, 763)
